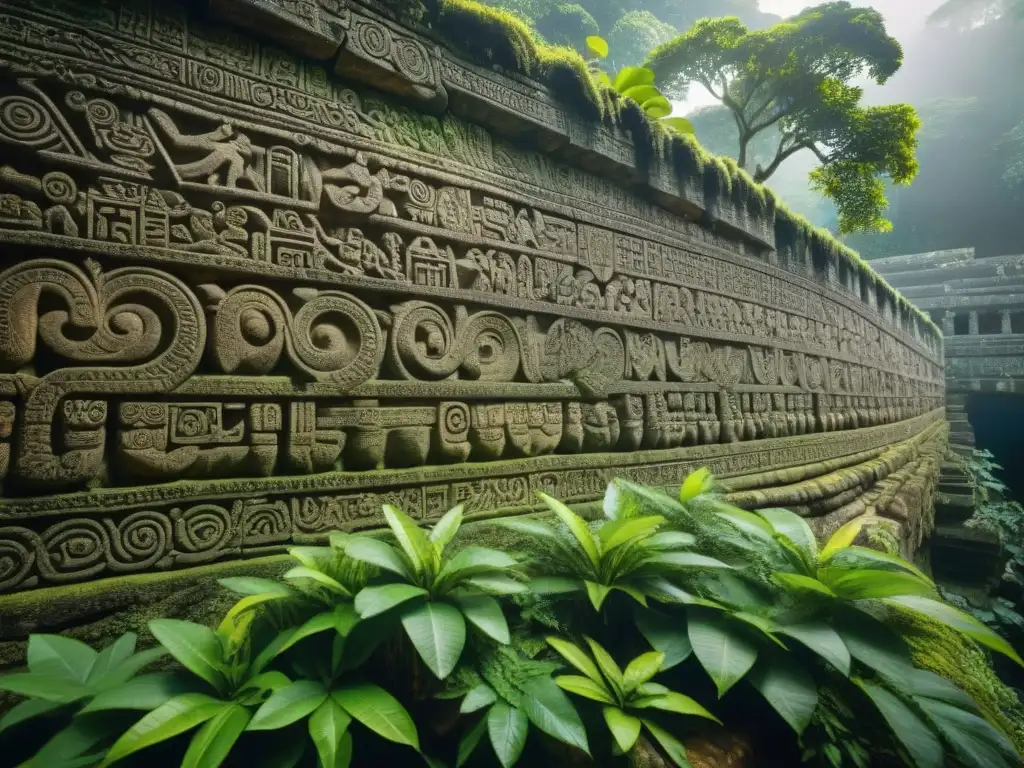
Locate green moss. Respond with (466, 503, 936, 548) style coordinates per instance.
(891, 607, 1024, 757)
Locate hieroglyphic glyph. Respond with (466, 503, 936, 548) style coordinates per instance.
(0, 0, 944, 592)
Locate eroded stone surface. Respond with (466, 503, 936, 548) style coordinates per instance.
(0, 0, 944, 598)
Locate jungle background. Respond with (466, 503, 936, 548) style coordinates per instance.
(483, 0, 1024, 259)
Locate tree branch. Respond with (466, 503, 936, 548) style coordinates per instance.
(754, 137, 811, 182)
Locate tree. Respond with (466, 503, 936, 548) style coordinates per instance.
(606, 11, 676, 68)
(646, 2, 921, 234)
(535, 3, 599, 49)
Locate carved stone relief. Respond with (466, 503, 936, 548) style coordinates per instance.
(0, 0, 944, 594)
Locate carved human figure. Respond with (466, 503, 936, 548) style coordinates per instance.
(149, 109, 259, 188)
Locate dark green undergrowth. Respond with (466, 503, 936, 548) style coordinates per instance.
(2, 469, 1021, 767)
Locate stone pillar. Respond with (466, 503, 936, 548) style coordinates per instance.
(1003, 310, 1013, 334)
(942, 311, 955, 335)
(969, 310, 979, 335)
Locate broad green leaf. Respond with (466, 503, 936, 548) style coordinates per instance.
(253, 606, 358, 670)
(884, 595, 1024, 666)
(27, 635, 98, 683)
(631, 691, 720, 722)
(603, 706, 642, 753)
(218, 577, 294, 597)
(435, 547, 518, 591)
(773, 572, 836, 599)
(248, 680, 327, 731)
(612, 65, 653, 92)
(99, 693, 226, 767)
(149, 619, 228, 694)
(635, 608, 692, 670)
(487, 700, 528, 768)
(833, 612, 914, 682)
(383, 504, 437, 577)
(642, 95, 673, 119)
(288, 546, 333, 569)
(460, 683, 498, 714)
(747, 654, 817, 734)
(597, 516, 664, 552)
(519, 676, 590, 755)
(0, 697, 65, 733)
(585, 580, 612, 612)
(218, 592, 292, 638)
(916, 697, 1018, 768)
(538, 492, 600, 570)
(465, 574, 529, 594)
(623, 652, 665, 693)
(733, 613, 787, 648)
(758, 508, 817, 567)
(679, 467, 713, 503)
(646, 552, 733, 570)
(546, 637, 603, 684)
(641, 718, 690, 767)
(586, 35, 609, 59)
(714, 505, 775, 541)
(309, 696, 352, 768)
(644, 531, 697, 550)
(688, 609, 758, 697)
(585, 637, 625, 701)
(457, 716, 487, 768)
(827, 546, 932, 582)
(452, 593, 510, 644)
(493, 518, 557, 539)
(81, 672, 199, 713)
(819, 568, 936, 600)
(96, 646, 168, 688)
(355, 584, 428, 619)
(0, 672, 91, 702)
(283, 566, 351, 597)
(531, 577, 582, 595)
(820, 518, 865, 562)
(430, 504, 465, 554)
(615, 584, 649, 607)
(661, 117, 695, 135)
(333, 683, 419, 748)
(776, 622, 851, 676)
(621, 84, 661, 105)
(182, 702, 251, 768)
(86, 633, 137, 685)
(31, 712, 125, 767)
(402, 601, 467, 679)
(904, 670, 982, 713)
(344, 536, 414, 580)
(555, 675, 616, 704)
(235, 671, 292, 706)
(854, 679, 943, 768)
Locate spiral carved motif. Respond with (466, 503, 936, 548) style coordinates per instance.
(173, 504, 237, 564)
(39, 518, 109, 583)
(0, 527, 38, 592)
(0, 95, 57, 147)
(390, 301, 523, 382)
(213, 285, 380, 390)
(105, 512, 171, 571)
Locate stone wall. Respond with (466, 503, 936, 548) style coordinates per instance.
(0, 0, 944, 643)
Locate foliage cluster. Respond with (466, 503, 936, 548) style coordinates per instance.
(3, 469, 1022, 768)
(644, 3, 920, 236)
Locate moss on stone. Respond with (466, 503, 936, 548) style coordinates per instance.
(890, 607, 1024, 757)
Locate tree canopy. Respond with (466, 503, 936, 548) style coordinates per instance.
(645, 2, 920, 235)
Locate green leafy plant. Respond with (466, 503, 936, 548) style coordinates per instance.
(0, 633, 169, 766)
(347, 504, 523, 679)
(548, 636, 717, 765)
(584, 34, 693, 134)
(448, 644, 589, 767)
(499, 492, 729, 611)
